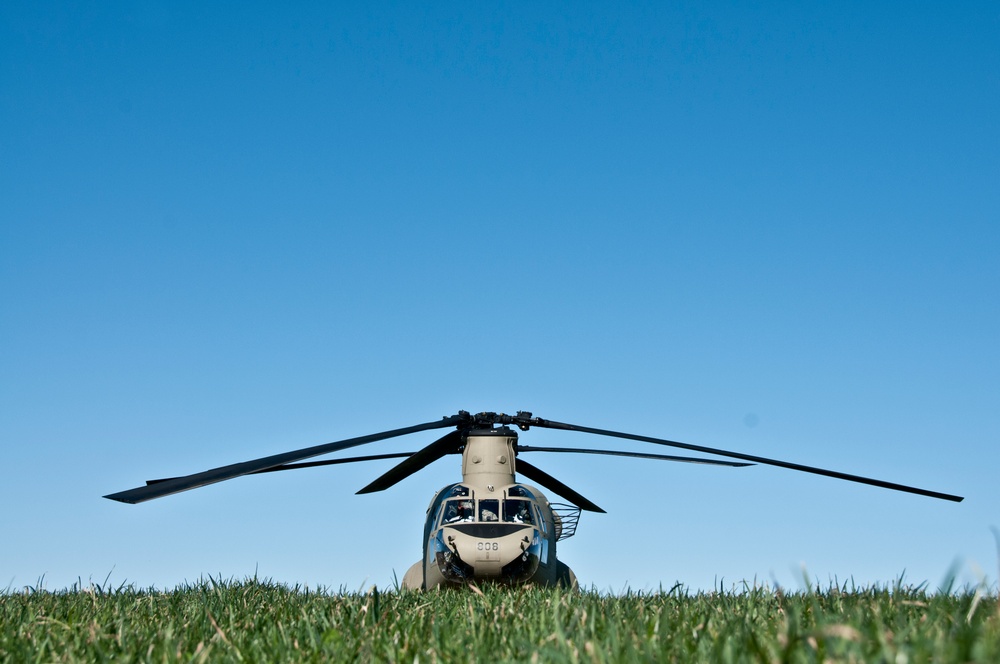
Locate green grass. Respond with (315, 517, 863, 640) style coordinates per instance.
(2, 578, 998, 662)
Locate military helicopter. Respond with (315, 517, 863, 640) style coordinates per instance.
(105, 410, 963, 589)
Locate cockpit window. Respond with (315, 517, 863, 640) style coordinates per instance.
(507, 485, 535, 499)
(478, 499, 500, 522)
(535, 505, 547, 535)
(442, 497, 531, 525)
(503, 499, 534, 524)
(441, 499, 475, 524)
(447, 485, 470, 497)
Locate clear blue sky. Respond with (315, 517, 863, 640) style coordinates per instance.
(2, 1, 997, 593)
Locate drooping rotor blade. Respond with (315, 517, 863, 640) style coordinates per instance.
(530, 418, 964, 502)
(145, 452, 418, 485)
(104, 414, 468, 504)
(517, 446, 754, 467)
(357, 430, 463, 494)
(515, 458, 605, 513)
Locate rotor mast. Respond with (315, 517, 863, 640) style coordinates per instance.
(461, 426, 519, 489)
(456, 411, 539, 489)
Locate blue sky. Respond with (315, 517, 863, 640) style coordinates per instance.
(2, 1, 998, 593)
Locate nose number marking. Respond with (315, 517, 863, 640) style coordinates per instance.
(475, 541, 501, 561)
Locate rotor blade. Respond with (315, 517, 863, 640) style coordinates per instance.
(144, 452, 418, 484)
(357, 430, 463, 494)
(515, 458, 605, 513)
(517, 446, 754, 467)
(105, 414, 468, 504)
(530, 418, 964, 502)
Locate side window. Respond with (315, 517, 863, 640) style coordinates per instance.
(429, 500, 443, 524)
(534, 505, 547, 535)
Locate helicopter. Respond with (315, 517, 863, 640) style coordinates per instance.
(105, 410, 963, 590)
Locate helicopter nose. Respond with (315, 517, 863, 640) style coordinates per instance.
(436, 524, 540, 583)
(500, 529, 542, 583)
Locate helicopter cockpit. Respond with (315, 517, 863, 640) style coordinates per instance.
(435, 484, 542, 527)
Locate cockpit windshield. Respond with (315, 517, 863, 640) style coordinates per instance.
(440, 495, 536, 526)
(503, 499, 534, 524)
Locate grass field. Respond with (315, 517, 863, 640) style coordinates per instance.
(2, 577, 998, 662)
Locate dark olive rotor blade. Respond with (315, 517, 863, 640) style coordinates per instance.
(516, 446, 754, 467)
(357, 430, 463, 494)
(105, 414, 467, 504)
(145, 452, 418, 485)
(256, 452, 417, 474)
(515, 458, 605, 513)
(530, 418, 964, 502)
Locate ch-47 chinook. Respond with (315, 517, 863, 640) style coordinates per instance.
(105, 410, 963, 589)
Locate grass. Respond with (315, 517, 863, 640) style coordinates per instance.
(2, 577, 998, 662)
